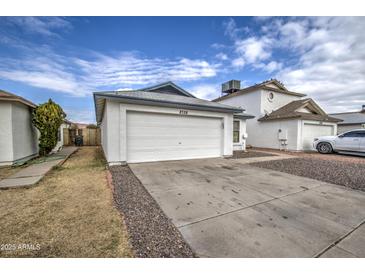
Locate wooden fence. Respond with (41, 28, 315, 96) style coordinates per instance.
(63, 128, 101, 146)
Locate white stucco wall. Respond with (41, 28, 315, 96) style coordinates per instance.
(0, 102, 38, 165)
(248, 119, 300, 150)
(100, 100, 234, 164)
(218, 89, 303, 150)
(261, 90, 299, 114)
(0, 102, 13, 165)
(11, 102, 38, 162)
(53, 123, 70, 152)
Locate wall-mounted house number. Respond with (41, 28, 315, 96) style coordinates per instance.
(179, 110, 188, 115)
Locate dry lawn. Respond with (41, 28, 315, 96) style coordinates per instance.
(0, 147, 133, 257)
(0, 166, 23, 180)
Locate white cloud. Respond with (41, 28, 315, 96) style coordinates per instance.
(223, 20, 273, 69)
(224, 17, 365, 113)
(234, 36, 272, 64)
(74, 53, 219, 87)
(189, 83, 221, 100)
(0, 49, 220, 96)
(254, 61, 283, 73)
(274, 17, 365, 112)
(231, 57, 245, 69)
(223, 18, 249, 40)
(215, 52, 228, 61)
(0, 17, 72, 37)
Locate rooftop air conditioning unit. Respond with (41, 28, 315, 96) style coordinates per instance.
(222, 80, 241, 94)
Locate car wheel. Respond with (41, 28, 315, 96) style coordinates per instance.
(317, 142, 333, 154)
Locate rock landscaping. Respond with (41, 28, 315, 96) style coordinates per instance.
(252, 158, 365, 192)
(109, 165, 195, 258)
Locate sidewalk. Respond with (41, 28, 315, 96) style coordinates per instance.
(0, 147, 78, 189)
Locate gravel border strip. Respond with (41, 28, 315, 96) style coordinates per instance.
(251, 158, 365, 192)
(109, 165, 195, 258)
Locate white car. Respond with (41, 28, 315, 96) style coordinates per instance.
(313, 129, 365, 155)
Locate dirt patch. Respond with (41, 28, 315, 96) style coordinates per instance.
(252, 158, 365, 191)
(109, 165, 195, 258)
(0, 147, 133, 257)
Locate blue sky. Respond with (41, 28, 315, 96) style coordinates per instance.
(0, 17, 364, 123)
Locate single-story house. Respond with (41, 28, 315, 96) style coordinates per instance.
(0, 90, 39, 166)
(94, 81, 254, 165)
(213, 79, 342, 151)
(329, 105, 365, 134)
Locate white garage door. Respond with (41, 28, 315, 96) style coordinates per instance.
(302, 123, 334, 150)
(126, 111, 223, 163)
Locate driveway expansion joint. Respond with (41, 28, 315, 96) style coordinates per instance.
(314, 219, 365, 258)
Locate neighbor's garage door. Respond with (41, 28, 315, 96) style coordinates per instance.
(302, 123, 334, 150)
(126, 111, 223, 163)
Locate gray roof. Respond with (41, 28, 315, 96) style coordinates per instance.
(0, 89, 36, 108)
(94, 83, 244, 124)
(330, 112, 365, 125)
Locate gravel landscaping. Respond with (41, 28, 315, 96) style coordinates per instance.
(252, 158, 365, 191)
(252, 147, 365, 164)
(109, 165, 195, 258)
(231, 150, 276, 159)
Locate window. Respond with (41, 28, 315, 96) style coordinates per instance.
(233, 121, 240, 143)
(269, 92, 274, 100)
(353, 131, 365, 137)
(341, 130, 365, 138)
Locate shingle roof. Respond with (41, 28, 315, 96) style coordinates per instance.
(258, 98, 342, 123)
(329, 112, 365, 125)
(0, 89, 36, 108)
(213, 79, 306, 102)
(94, 82, 245, 124)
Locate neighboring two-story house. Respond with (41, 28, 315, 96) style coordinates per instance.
(213, 79, 342, 151)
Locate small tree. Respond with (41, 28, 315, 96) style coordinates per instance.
(32, 99, 66, 156)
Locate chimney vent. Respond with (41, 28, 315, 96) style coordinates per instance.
(362, 105, 365, 112)
(222, 80, 241, 95)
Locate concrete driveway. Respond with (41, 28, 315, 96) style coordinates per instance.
(130, 156, 365, 257)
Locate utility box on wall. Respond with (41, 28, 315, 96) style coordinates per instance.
(278, 129, 288, 141)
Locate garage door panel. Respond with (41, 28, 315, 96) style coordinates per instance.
(128, 128, 221, 137)
(302, 124, 334, 151)
(128, 136, 221, 147)
(127, 112, 223, 163)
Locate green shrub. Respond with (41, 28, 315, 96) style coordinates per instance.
(32, 99, 66, 156)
